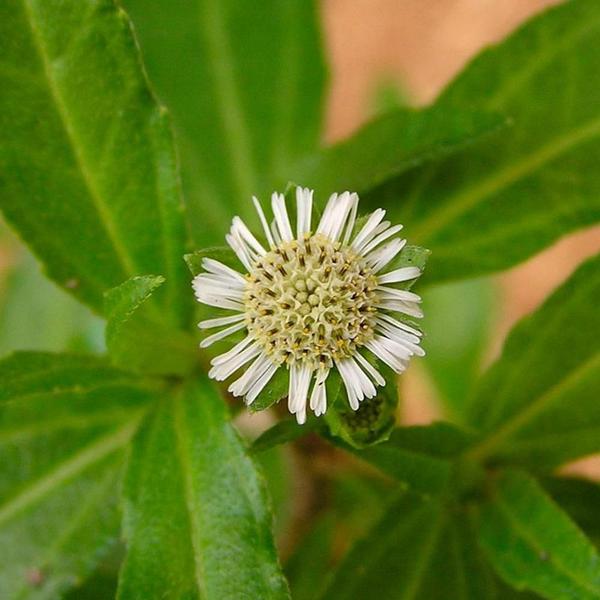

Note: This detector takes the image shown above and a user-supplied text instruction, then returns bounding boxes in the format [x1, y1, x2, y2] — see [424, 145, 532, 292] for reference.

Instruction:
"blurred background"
[0, 0, 598, 565]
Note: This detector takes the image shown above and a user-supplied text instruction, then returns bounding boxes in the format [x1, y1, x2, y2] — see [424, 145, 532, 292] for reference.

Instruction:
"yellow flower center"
[244, 234, 379, 369]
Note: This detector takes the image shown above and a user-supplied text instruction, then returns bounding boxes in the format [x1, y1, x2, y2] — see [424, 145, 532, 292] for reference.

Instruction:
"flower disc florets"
[192, 187, 425, 424]
[244, 234, 379, 370]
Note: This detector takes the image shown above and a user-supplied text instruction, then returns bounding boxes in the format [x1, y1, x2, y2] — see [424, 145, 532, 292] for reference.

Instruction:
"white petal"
[378, 266, 421, 285]
[272, 192, 293, 242]
[341, 193, 359, 245]
[378, 313, 423, 337]
[195, 295, 244, 311]
[315, 193, 338, 236]
[309, 369, 329, 416]
[252, 196, 276, 248]
[376, 323, 425, 356]
[226, 233, 253, 271]
[351, 208, 386, 251]
[198, 313, 245, 330]
[376, 299, 424, 319]
[288, 364, 312, 424]
[202, 258, 246, 283]
[211, 335, 253, 365]
[229, 353, 273, 397]
[296, 187, 313, 238]
[366, 337, 409, 374]
[366, 238, 406, 272]
[376, 286, 422, 303]
[209, 339, 261, 380]
[354, 352, 386, 386]
[361, 224, 403, 256]
[232, 216, 266, 256]
[245, 362, 279, 404]
[199, 321, 246, 348]
[336, 357, 376, 411]
[209, 343, 261, 381]
[375, 318, 421, 345]
[316, 192, 356, 242]
[194, 272, 245, 290]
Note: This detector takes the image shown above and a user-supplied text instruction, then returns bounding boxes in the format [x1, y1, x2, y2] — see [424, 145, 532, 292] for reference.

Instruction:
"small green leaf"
[369, 0, 600, 283]
[466, 254, 600, 469]
[322, 491, 497, 599]
[295, 107, 507, 198]
[0, 0, 189, 324]
[122, 0, 326, 244]
[0, 352, 153, 598]
[478, 470, 600, 600]
[332, 422, 474, 495]
[118, 376, 290, 599]
[105, 275, 196, 376]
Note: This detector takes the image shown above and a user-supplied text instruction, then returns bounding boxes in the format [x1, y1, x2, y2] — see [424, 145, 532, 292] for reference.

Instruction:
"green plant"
[0, 0, 599, 598]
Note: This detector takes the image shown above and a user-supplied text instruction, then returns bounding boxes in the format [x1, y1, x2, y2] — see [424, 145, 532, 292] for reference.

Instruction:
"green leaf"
[332, 422, 474, 495]
[122, 0, 326, 244]
[369, 0, 600, 283]
[322, 491, 497, 600]
[478, 470, 600, 600]
[422, 277, 497, 421]
[297, 107, 507, 198]
[0, 0, 189, 324]
[105, 275, 196, 376]
[118, 376, 290, 599]
[542, 477, 600, 550]
[466, 254, 600, 469]
[0, 352, 153, 598]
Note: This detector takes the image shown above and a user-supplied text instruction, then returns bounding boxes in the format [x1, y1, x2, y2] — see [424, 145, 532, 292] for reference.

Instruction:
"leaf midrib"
[493, 485, 600, 597]
[399, 504, 447, 600]
[412, 114, 600, 243]
[0, 408, 142, 443]
[468, 352, 600, 462]
[12, 463, 120, 600]
[21, 0, 137, 280]
[173, 393, 207, 598]
[0, 415, 141, 526]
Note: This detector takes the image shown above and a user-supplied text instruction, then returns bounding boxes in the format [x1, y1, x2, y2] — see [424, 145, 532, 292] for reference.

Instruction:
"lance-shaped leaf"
[322, 491, 497, 600]
[118, 377, 290, 599]
[0, 352, 153, 598]
[478, 470, 600, 600]
[122, 0, 326, 244]
[296, 107, 507, 198]
[0, 0, 189, 324]
[367, 0, 600, 283]
[105, 275, 196, 376]
[466, 254, 600, 470]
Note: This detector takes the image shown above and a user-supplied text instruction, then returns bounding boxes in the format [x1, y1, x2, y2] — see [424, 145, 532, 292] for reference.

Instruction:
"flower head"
[193, 188, 425, 424]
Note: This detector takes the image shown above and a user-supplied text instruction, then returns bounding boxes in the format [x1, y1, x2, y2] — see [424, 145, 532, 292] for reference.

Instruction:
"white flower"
[193, 187, 425, 424]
